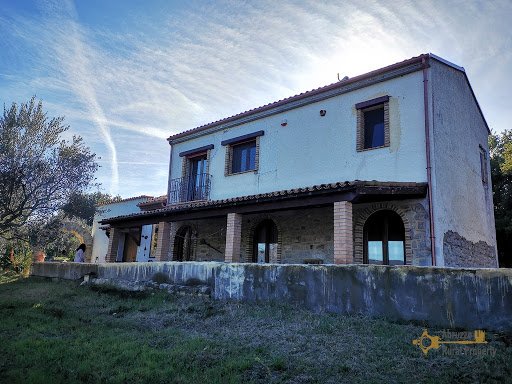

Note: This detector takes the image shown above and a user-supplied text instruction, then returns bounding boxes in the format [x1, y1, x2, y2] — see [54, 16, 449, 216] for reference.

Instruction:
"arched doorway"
[173, 225, 195, 261]
[363, 210, 405, 265]
[252, 219, 278, 263]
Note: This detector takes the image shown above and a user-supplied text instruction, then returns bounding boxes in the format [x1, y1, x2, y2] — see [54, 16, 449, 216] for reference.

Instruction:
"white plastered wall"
[170, 71, 428, 200]
[429, 60, 497, 266]
[90, 197, 152, 263]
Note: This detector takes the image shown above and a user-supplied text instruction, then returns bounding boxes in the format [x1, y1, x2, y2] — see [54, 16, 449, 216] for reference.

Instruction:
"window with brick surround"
[363, 210, 405, 265]
[221, 130, 264, 175]
[356, 96, 390, 151]
[231, 140, 256, 173]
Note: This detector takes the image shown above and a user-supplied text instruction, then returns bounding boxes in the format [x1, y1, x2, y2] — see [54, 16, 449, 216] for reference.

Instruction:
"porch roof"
[101, 181, 427, 227]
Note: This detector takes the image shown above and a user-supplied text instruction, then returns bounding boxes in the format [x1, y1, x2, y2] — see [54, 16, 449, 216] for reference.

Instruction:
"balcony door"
[187, 154, 208, 201]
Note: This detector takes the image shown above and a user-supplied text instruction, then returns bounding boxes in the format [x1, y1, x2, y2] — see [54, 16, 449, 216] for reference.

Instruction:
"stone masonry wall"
[141, 206, 500, 268]
[169, 217, 226, 262]
[443, 230, 498, 268]
[240, 207, 334, 264]
[167, 199, 431, 265]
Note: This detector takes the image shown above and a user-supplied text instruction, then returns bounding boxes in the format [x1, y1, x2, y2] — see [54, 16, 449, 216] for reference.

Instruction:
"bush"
[0, 241, 33, 277]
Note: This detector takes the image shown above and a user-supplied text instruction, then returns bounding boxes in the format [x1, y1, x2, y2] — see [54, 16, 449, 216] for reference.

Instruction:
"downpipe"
[422, 56, 437, 266]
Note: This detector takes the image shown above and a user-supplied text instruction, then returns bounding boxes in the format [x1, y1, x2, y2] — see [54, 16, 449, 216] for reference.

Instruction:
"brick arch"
[353, 203, 413, 265]
[243, 214, 283, 263]
[171, 223, 199, 261]
[62, 220, 93, 262]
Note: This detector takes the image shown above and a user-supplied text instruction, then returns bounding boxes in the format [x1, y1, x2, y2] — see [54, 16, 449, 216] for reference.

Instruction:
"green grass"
[0, 273, 511, 384]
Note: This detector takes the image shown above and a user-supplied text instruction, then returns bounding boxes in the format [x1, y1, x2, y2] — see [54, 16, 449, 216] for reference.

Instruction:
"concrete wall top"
[31, 261, 512, 332]
[31, 262, 98, 280]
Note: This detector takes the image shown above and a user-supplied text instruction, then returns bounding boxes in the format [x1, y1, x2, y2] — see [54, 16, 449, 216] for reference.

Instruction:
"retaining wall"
[30, 262, 512, 332]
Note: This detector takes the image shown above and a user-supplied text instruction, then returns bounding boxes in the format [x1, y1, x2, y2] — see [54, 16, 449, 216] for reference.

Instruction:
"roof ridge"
[167, 53, 431, 142]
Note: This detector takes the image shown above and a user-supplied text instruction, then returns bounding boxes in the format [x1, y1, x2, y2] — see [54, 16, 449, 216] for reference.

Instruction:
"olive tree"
[61, 191, 122, 226]
[0, 97, 98, 240]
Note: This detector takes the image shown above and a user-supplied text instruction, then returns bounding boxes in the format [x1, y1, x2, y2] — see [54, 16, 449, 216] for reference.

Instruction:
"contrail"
[43, 0, 120, 194]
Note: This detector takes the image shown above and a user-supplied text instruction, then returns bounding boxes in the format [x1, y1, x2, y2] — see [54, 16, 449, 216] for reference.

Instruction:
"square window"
[222, 130, 263, 175]
[356, 96, 390, 151]
[231, 140, 256, 173]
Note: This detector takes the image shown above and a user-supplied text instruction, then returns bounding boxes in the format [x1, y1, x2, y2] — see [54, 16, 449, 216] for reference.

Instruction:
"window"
[363, 210, 405, 265]
[221, 130, 264, 175]
[187, 154, 209, 200]
[176, 144, 213, 203]
[363, 106, 385, 148]
[232, 140, 256, 173]
[479, 146, 488, 185]
[356, 96, 390, 151]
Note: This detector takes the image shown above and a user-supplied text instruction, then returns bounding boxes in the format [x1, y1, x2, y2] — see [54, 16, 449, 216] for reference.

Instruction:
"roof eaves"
[137, 195, 167, 207]
[95, 195, 154, 207]
[428, 53, 465, 73]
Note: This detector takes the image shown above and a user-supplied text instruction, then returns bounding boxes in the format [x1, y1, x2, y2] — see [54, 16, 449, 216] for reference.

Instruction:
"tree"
[26, 213, 83, 261]
[0, 97, 98, 240]
[62, 192, 122, 226]
[489, 130, 512, 267]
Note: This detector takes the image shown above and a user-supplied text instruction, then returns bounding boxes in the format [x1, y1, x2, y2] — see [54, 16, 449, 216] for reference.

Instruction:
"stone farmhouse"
[97, 53, 498, 268]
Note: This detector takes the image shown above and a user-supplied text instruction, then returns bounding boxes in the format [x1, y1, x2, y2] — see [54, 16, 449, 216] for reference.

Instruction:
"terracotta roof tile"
[96, 195, 154, 207]
[101, 181, 427, 224]
[137, 195, 167, 206]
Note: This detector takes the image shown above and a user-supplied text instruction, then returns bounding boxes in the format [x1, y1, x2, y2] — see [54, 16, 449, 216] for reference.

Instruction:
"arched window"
[173, 225, 194, 261]
[363, 210, 405, 265]
[252, 219, 278, 263]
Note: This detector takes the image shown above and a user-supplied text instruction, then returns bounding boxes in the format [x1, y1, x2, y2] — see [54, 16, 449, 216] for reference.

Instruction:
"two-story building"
[100, 53, 498, 268]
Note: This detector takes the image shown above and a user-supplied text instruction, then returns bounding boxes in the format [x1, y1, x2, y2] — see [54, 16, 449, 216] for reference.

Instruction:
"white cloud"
[1, 0, 511, 196]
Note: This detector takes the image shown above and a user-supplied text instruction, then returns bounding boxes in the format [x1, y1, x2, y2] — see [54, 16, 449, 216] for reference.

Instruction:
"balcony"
[169, 173, 211, 204]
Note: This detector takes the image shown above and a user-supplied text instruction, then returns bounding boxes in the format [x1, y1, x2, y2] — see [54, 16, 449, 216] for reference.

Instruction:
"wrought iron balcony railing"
[169, 173, 211, 204]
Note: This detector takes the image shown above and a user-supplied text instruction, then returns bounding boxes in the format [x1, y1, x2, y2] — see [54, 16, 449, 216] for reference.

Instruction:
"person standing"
[74, 244, 86, 263]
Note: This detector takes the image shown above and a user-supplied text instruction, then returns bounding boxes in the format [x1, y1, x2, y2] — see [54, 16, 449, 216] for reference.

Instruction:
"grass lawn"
[0, 272, 511, 384]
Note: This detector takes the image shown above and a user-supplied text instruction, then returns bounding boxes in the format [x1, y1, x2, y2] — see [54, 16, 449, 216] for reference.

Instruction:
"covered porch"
[101, 181, 429, 266]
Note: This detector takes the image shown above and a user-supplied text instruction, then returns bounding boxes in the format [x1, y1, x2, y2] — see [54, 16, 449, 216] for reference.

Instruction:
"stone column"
[154, 221, 171, 261]
[105, 227, 120, 263]
[225, 213, 242, 262]
[333, 201, 353, 264]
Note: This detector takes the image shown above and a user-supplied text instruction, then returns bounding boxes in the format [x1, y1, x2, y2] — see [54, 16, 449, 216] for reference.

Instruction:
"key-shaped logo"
[412, 329, 487, 355]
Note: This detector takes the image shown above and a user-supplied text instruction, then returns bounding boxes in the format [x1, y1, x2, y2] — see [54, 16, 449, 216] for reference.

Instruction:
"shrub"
[0, 241, 33, 277]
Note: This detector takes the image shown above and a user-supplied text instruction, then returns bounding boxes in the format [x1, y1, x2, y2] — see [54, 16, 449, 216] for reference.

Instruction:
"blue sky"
[1, 0, 511, 198]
